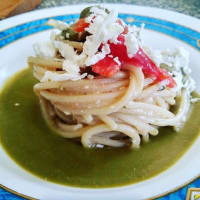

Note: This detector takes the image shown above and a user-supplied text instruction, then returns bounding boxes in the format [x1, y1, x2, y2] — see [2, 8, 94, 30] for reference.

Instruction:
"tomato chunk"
[72, 18, 89, 32]
[125, 48, 176, 88]
[109, 35, 175, 88]
[127, 48, 162, 77]
[92, 56, 121, 77]
[109, 35, 128, 64]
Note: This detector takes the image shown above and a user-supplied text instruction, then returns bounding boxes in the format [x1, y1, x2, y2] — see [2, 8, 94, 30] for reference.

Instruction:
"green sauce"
[0, 68, 199, 188]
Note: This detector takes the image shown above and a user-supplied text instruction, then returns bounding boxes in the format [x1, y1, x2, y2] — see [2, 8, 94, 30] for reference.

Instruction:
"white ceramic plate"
[0, 4, 200, 200]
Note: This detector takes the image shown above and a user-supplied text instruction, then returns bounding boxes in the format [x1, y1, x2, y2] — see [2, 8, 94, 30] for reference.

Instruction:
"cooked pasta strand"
[34, 63, 190, 148]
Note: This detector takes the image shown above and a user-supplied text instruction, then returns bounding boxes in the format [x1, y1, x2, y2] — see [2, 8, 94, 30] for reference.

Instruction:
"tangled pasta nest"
[29, 56, 190, 148]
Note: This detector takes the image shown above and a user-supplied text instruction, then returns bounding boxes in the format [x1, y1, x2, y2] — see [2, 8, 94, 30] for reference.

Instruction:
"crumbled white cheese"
[85, 7, 108, 23]
[54, 41, 77, 60]
[47, 19, 69, 30]
[143, 47, 162, 66]
[128, 23, 144, 44]
[183, 75, 196, 93]
[41, 71, 87, 82]
[50, 31, 57, 41]
[62, 59, 80, 75]
[124, 32, 139, 58]
[113, 57, 121, 65]
[105, 22, 124, 44]
[83, 9, 124, 66]
[163, 47, 189, 70]
[85, 43, 110, 65]
[33, 42, 56, 58]
[171, 71, 183, 92]
[40, 41, 87, 81]
[144, 46, 196, 93]
[85, 53, 105, 66]
[145, 47, 189, 70]
[138, 23, 145, 43]
[54, 41, 86, 66]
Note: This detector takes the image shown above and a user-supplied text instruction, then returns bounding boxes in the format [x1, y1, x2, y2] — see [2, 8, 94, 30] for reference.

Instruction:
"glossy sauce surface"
[0, 68, 199, 188]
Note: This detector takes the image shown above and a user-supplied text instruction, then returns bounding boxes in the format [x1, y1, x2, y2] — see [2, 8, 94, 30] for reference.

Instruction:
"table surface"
[0, 0, 200, 199]
[39, 0, 200, 18]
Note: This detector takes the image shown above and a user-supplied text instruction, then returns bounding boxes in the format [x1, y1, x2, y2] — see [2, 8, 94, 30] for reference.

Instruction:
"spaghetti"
[28, 6, 195, 148]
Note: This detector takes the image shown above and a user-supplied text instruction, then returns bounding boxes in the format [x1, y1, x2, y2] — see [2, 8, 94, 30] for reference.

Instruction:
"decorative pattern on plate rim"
[0, 13, 200, 200]
[186, 187, 200, 200]
[0, 14, 200, 51]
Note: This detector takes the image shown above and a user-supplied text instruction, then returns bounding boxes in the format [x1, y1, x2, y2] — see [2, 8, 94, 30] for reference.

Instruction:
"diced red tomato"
[124, 48, 176, 88]
[108, 35, 176, 88]
[92, 55, 121, 77]
[126, 48, 163, 78]
[108, 35, 128, 63]
[72, 18, 89, 32]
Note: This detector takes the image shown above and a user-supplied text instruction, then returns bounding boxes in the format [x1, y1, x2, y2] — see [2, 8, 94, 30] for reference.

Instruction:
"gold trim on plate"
[1, 12, 200, 49]
[186, 187, 200, 200]
[0, 184, 37, 200]
[151, 174, 200, 200]
[197, 40, 200, 48]
[0, 173, 200, 200]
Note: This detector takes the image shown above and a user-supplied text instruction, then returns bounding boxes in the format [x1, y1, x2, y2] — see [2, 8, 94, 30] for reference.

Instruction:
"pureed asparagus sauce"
[0, 68, 199, 188]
